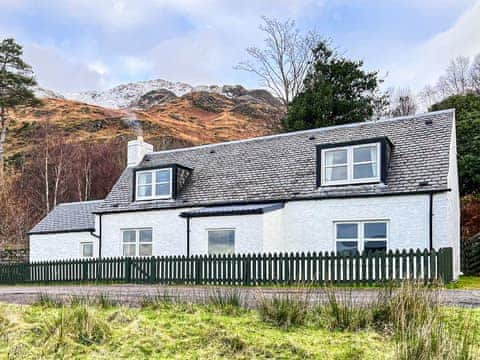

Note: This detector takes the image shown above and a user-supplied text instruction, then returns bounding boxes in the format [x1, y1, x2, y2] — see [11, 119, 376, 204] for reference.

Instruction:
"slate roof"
[180, 203, 284, 218]
[96, 109, 455, 214]
[29, 200, 102, 234]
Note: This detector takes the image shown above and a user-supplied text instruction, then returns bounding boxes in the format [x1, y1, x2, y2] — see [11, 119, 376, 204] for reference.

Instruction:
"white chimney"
[127, 136, 153, 167]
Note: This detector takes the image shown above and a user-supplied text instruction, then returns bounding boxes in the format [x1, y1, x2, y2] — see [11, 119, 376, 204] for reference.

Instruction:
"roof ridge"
[149, 109, 454, 155]
[58, 200, 104, 206]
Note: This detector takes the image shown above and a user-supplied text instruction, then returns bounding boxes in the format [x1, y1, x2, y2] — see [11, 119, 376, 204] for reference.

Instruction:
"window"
[136, 168, 172, 200]
[321, 143, 380, 186]
[81, 242, 94, 258]
[122, 228, 153, 257]
[335, 221, 388, 254]
[208, 229, 235, 255]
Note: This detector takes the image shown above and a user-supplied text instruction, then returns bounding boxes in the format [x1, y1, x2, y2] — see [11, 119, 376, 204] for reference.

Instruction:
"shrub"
[208, 288, 242, 307]
[40, 305, 111, 349]
[258, 294, 310, 330]
[318, 287, 372, 331]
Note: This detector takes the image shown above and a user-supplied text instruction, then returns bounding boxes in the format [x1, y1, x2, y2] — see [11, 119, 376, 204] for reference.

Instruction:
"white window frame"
[207, 228, 236, 255]
[321, 142, 381, 186]
[334, 220, 389, 254]
[121, 228, 153, 257]
[80, 242, 94, 258]
[136, 168, 173, 201]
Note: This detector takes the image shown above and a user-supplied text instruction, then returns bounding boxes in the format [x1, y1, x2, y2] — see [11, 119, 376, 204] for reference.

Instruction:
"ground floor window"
[81, 242, 94, 258]
[335, 221, 388, 254]
[208, 229, 235, 255]
[122, 228, 153, 257]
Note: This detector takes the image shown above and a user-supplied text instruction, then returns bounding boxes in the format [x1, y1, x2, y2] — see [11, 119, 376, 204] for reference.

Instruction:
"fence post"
[125, 257, 131, 283]
[439, 247, 453, 283]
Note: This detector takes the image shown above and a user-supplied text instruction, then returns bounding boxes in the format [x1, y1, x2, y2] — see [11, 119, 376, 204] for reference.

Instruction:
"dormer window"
[136, 168, 172, 200]
[320, 142, 382, 186]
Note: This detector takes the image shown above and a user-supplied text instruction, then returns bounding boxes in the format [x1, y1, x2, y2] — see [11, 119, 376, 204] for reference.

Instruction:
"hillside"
[5, 89, 284, 166]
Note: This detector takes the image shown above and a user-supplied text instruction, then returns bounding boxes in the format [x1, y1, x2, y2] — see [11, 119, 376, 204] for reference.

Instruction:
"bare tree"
[437, 56, 471, 96]
[389, 88, 417, 116]
[418, 85, 442, 110]
[236, 16, 320, 108]
[470, 54, 480, 95]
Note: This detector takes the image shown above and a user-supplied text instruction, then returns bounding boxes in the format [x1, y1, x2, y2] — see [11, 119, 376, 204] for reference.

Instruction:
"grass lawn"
[447, 276, 480, 289]
[0, 303, 389, 359]
[0, 301, 479, 359]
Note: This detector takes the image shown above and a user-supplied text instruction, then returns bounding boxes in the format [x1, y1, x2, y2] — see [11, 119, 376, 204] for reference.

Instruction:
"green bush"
[39, 305, 111, 349]
[207, 288, 243, 315]
[258, 294, 310, 330]
[318, 288, 372, 331]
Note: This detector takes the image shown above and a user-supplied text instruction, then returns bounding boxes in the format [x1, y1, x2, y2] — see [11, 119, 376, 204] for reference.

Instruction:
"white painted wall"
[447, 114, 461, 277]
[101, 208, 194, 257]
[189, 214, 263, 255]
[280, 195, 431, 253]
[32, 192, 459, 279]
[263, 208, 284, 253]
[29, 232, 98, 262]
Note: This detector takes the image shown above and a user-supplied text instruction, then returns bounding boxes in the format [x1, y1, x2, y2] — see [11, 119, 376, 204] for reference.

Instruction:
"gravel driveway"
[0, 285, 479, 308]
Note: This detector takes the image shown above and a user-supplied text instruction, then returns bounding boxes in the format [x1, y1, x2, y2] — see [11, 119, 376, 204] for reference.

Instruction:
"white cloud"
[385, 1, 480, 91]
[23, 44, 108, 93]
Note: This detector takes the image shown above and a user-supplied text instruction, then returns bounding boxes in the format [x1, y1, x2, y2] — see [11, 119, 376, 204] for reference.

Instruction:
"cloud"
[385, 1, 480, 91]
[23, 44, 109, 93]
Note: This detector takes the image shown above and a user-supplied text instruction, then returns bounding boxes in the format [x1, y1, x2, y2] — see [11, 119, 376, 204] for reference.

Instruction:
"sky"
[1, 0, 480, 94]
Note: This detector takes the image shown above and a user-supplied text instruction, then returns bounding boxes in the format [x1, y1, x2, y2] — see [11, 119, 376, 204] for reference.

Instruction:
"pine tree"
[0, 38, 39, 182]
[284, 41, 386, 131]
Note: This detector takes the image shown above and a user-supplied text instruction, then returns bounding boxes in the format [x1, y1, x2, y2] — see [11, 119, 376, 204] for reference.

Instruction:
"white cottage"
[29, 109, 461, 277]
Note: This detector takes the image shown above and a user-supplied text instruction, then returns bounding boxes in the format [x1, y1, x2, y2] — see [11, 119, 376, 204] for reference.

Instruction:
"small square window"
[81, 242, 94, 258]
[208, 230, 235, 255]
[122, 229, 153, 257]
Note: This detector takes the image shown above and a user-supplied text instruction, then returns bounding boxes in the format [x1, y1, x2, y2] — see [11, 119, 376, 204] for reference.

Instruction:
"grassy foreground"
[1, 303, 388, 359]
[0, 285, 479, 359]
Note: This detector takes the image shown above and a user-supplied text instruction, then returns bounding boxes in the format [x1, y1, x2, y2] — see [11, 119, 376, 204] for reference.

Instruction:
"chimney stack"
[127, 136, 153, 167]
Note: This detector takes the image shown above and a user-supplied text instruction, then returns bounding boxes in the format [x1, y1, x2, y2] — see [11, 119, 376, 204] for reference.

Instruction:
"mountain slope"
[61, 79, 283, 110]
[5, 90, 284, 165]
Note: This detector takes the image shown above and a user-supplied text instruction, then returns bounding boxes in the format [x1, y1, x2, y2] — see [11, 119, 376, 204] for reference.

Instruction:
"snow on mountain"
[35, 79, 282, 110]
[64, 79, 197, 109]
[32, 86, 65, 100]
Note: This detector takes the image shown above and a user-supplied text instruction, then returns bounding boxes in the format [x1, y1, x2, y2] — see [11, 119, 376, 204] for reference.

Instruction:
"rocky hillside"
[5, 84, 285, 167]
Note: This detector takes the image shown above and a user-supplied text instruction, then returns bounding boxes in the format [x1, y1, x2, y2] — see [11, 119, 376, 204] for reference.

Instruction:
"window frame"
[334, 220, 389, 254]
[321, 142, 381, 186]
[121, 228, 153, 257]
[135, 168, 173, 201]
[207, 228, 236, 255]
[80, 242, 94, 258]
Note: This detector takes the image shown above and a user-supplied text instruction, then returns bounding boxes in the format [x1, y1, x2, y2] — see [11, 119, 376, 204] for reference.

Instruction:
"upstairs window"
[136, 168, 172, 200]
[321, 143, 380, 186]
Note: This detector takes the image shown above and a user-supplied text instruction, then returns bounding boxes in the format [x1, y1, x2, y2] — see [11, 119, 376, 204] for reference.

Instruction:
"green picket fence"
[0, 248, 454, 285]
